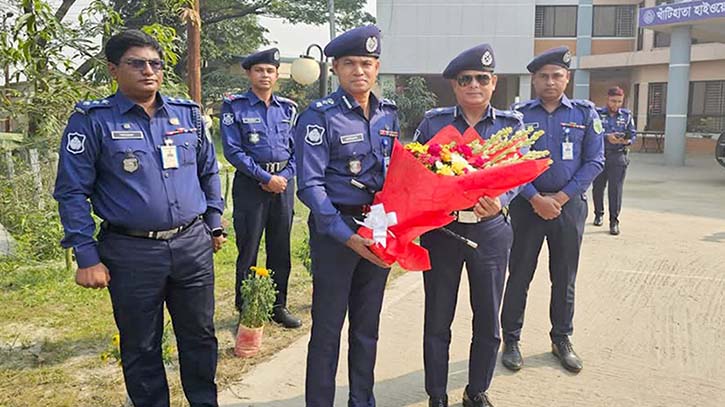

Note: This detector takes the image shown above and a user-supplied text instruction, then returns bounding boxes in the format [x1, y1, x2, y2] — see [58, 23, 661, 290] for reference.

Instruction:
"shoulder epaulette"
[424, 106, 455, 118]
[74, 98, 112, 114]
[494, 108, 523, 121]
[222, 93, 248, 104]
[572, 99, 596, 110]
[620, 108, 632, 114]
[166, 97, 199, 108]
[381, 98, 397, 109]
[309, 96, 337, 112]
[511, 99, 535, 111]
[276, 96, 298, 107]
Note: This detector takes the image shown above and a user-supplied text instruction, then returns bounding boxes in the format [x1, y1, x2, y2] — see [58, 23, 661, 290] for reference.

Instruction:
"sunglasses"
[123, 58, 164, 72]
[456, 74, 492, 87]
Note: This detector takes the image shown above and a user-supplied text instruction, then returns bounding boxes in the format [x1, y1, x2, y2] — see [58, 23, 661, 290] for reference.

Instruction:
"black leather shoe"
[272, 306, 302, 329]
[593, 215, 603, 226]
[552, 338, 583, 373]
[501, 341, 523, 371]
[462, 387, 494, 407]
[429, 395, 448, 407]
[610, 222, 620, 235]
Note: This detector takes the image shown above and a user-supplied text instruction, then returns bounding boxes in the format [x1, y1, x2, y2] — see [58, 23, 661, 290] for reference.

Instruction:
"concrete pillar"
[518, 74, 531, 101]
[574, 0, 593, 100]
[664, 25, 691, 166]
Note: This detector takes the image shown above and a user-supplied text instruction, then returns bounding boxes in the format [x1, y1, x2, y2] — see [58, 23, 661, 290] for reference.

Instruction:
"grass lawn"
[0, 165, 405, 406]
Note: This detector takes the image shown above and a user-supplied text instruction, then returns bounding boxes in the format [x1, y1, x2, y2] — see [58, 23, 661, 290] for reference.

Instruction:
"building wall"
[378, 0, 536, 75]
[591, 39, 636, 54]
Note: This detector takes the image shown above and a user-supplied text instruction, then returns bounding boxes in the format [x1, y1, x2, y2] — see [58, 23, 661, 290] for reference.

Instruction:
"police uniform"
[54, 91, 223, 406]
[414, 44, 520, 407]
[220, 48, 298, 315]
[592, 105, 636, 232]
[294, 25, 399, 407]
[500, 47, 604, 371]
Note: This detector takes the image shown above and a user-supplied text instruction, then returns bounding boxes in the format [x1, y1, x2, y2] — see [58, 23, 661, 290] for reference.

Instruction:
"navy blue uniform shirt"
[295, 87, 399, 244]
[596, 106, 637, 153]
[220, 90, 297, 183]
[413, 105, 525, 207]
[53, 92, 224, 269]
[513, 96, 604, 200]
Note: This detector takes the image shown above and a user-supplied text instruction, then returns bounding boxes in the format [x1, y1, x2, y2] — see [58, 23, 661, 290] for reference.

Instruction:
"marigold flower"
[250, 266, 270, 278]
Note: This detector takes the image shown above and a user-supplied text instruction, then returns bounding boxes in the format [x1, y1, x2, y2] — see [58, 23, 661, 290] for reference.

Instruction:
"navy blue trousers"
[421, 216, 512, 398]
[501, 194, 587, 344]
[305, 214, 390, 407]
[593, 151, 629, 223]
[232, 173, 294, 310]
[99, 219, 218, 407]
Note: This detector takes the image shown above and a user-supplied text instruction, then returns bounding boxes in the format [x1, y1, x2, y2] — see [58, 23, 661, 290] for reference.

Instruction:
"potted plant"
[234, 266, 277, 357]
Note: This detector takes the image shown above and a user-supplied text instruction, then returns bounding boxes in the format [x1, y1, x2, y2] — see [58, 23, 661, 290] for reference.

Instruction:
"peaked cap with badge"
[442, 43, 496, 78]
[323, 24, 381, 58]
[242, 48, 281, 69]
[526, 46, 572, 73]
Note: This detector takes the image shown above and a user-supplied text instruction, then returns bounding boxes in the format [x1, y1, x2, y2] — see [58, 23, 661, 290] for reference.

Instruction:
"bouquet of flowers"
[356, 124, 551, 271]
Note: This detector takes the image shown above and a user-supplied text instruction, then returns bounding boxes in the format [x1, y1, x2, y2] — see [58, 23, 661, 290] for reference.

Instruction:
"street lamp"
[291, 44, 328, 98]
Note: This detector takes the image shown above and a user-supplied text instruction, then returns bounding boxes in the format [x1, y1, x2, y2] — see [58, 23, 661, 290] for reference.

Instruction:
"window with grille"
[647, 83, 667, 131]
[535, 6, 577, 37]
[593, 5, 636, 37]
[688, 81, 725, 132]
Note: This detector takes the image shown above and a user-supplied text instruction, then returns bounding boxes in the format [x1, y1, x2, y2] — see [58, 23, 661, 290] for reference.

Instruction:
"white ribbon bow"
[355, 203, 398, 247]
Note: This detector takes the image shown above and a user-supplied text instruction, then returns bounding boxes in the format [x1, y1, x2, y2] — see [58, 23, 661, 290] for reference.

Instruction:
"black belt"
[102, 216, 201, 240]
[259, 160, 288, 173]
[333, 203, 371, 216]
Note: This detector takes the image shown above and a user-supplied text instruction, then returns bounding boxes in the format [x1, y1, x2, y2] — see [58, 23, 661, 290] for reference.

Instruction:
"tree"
[386, 76, 438, 139]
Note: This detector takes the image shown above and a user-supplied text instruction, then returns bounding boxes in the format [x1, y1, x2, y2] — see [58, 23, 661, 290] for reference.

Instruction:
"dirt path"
[219, 153, 725, 407]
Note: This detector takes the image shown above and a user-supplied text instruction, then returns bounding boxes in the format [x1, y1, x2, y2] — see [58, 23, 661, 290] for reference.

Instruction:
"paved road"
[219, 153, 725, 407]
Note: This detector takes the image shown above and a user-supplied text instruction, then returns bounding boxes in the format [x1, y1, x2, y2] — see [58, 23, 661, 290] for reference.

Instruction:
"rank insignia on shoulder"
[305, 124, 325, 146]
[66, 132, 86, 155]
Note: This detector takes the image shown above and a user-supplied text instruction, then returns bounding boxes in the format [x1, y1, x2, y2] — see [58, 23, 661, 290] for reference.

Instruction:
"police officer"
[294, 25, 399, 407]
[53, 30, 225, 407]
[413, 44, 520, 407]
[593, 86, 636, 236]
[500, 47, 604, 374]
[220, 48, 301, 328]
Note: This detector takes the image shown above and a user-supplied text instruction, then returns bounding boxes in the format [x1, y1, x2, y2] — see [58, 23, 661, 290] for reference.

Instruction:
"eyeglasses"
[123, 58, 164, 72]
[456, 74, 492, 87]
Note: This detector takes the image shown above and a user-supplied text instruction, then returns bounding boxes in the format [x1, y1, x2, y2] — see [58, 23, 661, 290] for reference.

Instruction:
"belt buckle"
[456, 211, 479, 224]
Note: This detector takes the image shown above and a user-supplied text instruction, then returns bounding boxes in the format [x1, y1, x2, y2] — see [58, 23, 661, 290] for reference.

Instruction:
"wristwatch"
[211, 227, 225, 238]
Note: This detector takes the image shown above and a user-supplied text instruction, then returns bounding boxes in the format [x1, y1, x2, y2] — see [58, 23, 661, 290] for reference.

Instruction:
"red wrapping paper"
[357, 125, 550, 271]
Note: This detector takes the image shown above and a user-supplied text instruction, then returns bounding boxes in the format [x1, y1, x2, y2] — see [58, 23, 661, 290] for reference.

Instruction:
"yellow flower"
[250, 266, 270, 278]
[100, 352, 109, 362]
[112, 334, 120, 348]
[440, 150, 452, 162]
[436, 165, 455, 176]
[404, 142, 428, 155]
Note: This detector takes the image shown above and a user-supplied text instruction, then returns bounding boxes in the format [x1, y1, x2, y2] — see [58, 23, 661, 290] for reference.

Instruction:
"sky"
[260, 1, 377, 59]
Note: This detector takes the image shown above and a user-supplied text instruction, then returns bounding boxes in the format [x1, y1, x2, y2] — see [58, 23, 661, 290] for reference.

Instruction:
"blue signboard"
[640, 0, 725, 26]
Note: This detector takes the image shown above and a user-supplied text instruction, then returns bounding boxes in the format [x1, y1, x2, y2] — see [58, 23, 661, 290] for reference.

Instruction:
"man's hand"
[473, 196, 502, 219]
[263, 175, 287, 194]
[345, 234, 391, 269]
[606, 133, 621, 144]
[529, 194, 562, 220]
[552, 191, 570, 207]
[76, 263, 111, 289]
[212, 235, 226, 253]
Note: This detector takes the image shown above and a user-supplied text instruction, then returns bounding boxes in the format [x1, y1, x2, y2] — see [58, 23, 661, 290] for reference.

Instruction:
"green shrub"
[239, 267, 277, 328]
